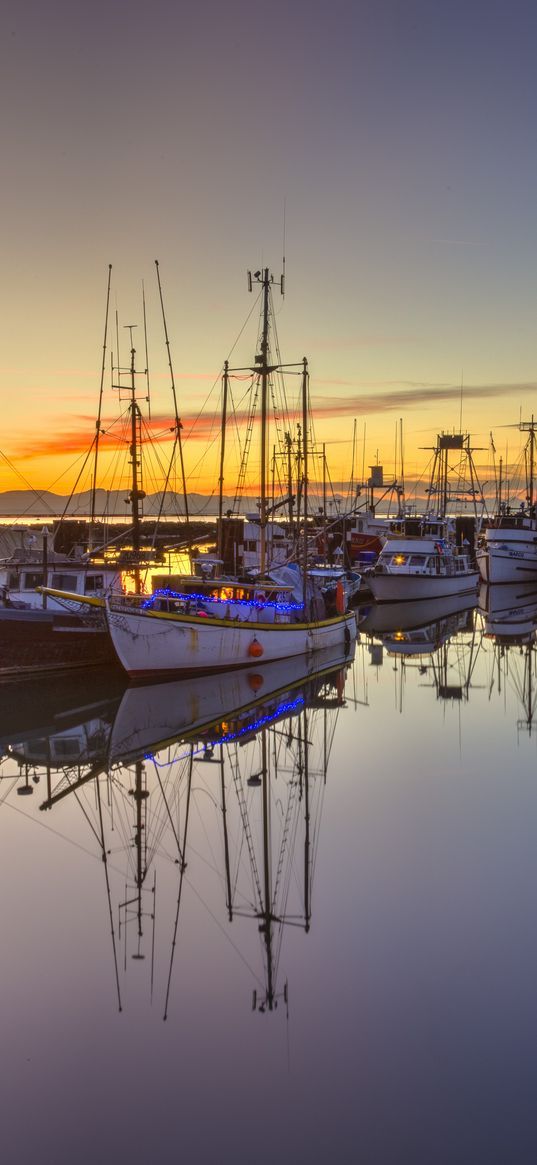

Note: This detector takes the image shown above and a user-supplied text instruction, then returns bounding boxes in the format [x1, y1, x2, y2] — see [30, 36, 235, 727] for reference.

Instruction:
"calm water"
[1, 586, 536, 1164]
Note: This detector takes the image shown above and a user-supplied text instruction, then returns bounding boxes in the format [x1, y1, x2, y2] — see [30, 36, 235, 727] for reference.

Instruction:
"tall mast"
[155, 261, 190, 535]
[301, 358, 309, 612]
[217, 361, 229, 561]
[90, 263, 112, 527]
[259, 268, 270, 577]
[112, 324, 145, 591]
[128, 335, 143, 592]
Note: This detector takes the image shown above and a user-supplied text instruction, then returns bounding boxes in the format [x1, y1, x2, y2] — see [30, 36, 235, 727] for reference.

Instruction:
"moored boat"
[367, 527, 479, 602]
[104, 267, 357, 678]
[366, 432, 482, 603]
[477, 419, 537, 584]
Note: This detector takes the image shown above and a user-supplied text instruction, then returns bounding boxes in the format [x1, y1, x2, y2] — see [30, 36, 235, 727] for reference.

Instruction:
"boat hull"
[0, 606, 117, 679]
[367, 570, 479, 603]
[477, 543, 537, 584]
[105, 604, 357, 679]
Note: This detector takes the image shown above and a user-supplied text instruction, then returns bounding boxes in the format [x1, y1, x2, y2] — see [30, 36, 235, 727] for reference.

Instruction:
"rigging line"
[57, 434, 100, 526]
[3, 797, 110, 864]
[0, 776, 20, 804]
[163, 746, 194, 1021]
[149, 757, 184, 862]
[96, 772, 123, 1012]
[184, 865, 265, 989]
[91, 263, 112, 523]
[155, 261, 190, 533]
[0, 449, 58, 515]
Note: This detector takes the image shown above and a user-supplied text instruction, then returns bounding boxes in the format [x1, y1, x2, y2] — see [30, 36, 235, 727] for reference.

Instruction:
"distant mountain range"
[0, 488, 348, 519]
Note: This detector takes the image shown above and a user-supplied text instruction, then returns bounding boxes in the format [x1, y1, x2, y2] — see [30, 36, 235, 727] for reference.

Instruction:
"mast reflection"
[0, 646, 354, 1018]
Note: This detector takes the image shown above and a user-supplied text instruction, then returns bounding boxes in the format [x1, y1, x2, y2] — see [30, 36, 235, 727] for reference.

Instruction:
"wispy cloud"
[311, 381, 537, 417]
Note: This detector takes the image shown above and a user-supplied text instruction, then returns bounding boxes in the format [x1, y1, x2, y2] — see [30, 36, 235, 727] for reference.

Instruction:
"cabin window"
[391, 554, 408, 566]
[245, 540, 257, 552]
[54, 738, 82, 758]
[85, 574, 104, 592]
[23, 572, 44, 589]
[8, 572, 20, 590]
[409, 554, 427, 566]
[51, 573, 78, 591]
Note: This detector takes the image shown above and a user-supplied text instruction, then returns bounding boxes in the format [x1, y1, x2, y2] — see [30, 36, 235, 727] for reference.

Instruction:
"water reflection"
[357, 594, 480, 710]
[0, 646, 353, 1018]
[479, 582, 537, 738]
[1, 606, 537, 1161]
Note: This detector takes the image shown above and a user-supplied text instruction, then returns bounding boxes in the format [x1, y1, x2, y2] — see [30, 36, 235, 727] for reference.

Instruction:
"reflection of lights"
[394, 555, 406, 566]
[145, 696, 306, 768]
[393, 631, 406, 641]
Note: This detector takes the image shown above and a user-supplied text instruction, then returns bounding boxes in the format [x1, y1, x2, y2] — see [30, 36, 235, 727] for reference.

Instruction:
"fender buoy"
[248, 637, 264, 658]
[248, 673, 264, 692]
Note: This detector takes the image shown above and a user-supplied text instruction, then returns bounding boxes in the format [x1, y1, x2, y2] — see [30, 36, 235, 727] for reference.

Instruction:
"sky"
[2, 0, 537, 506]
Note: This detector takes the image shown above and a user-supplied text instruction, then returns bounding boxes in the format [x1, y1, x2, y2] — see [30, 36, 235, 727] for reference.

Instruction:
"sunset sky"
[2, 0, 537, 508]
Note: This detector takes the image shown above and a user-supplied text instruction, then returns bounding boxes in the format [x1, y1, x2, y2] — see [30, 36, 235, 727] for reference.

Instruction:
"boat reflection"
[0, 644, 354, 1017]
[358, 593, 480, 706]
[478, 581, 537, 643]
[357, 591, 477, 638]
[479, 582, 537, 737]
[0, 667, 125, 775]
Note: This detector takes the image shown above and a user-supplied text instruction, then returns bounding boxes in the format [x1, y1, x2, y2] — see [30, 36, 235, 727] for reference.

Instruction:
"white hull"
[109, 644, 354, 763]
[106, 603, 357, 679]
[477, 542, 537, 584]
[368, 570, 479, 603]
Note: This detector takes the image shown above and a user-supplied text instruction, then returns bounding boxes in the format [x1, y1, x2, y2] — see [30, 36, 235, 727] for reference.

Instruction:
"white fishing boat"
[104, 267, 357, 679]
[477, 518, 537, 584]
[366, 432, 482, 603]
[367, 524, 479, 603]
[476, 419, 537, 584]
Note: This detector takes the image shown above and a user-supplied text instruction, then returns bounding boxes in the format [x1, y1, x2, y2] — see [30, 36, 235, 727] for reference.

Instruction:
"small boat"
[0, 527, 120, 613]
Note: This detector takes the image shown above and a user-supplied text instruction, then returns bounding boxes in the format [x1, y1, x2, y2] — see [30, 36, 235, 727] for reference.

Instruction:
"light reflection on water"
[0, 596, 536, 1163]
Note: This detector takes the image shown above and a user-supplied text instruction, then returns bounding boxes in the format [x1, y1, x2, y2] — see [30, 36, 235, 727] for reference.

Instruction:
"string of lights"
[141, 587, 305, 614]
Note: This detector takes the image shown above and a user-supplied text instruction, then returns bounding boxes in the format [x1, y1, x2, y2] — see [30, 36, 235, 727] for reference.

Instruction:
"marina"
[0, 596, 536, 1161]
[4, 4, 537, 1159]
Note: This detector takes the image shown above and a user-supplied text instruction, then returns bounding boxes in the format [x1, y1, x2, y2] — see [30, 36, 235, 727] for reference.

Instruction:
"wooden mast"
[259, 268, 270, 577]
[127, 335, 143, 593]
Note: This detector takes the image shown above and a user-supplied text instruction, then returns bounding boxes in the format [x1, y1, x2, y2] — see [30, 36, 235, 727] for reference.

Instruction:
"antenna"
[142, 279, 151, 419]
[281, 197, 286, 297]
[459, 369, 464, 432]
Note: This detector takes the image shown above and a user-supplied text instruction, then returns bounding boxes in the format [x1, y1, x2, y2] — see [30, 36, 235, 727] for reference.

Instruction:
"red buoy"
[248, 638, 264, 658]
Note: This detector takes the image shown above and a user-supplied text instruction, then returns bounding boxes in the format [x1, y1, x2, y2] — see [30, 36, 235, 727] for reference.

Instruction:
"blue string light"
[140, 587, 304, 614]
